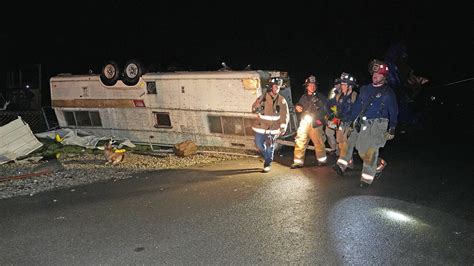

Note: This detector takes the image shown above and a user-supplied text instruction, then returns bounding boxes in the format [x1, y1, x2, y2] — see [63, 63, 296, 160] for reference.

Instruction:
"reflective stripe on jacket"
[251, 92, 289, 134]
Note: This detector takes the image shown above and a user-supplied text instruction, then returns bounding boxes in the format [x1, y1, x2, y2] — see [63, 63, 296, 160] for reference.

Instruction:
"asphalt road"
[0, 128, 473, 265]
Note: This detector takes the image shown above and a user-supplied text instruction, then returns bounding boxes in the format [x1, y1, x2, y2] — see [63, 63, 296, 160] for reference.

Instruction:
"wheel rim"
[104, 64, 116, 79]
[125, 63, 139, 79]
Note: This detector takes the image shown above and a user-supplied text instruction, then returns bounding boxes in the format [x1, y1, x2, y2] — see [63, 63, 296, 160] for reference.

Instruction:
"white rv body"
[50, 70, 297, 150]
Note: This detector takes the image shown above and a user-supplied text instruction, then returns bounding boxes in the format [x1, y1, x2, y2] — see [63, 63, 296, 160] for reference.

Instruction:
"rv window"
[208, 116, 253, 136]
[222, 116, 244, 136]
[154, 112, 172, 128]
[75, 111, 92, 126]
[242, 79, 259, 90]
[90, 112, 102, 127]
[244, 118, 256, 136]
[64, 111, 76, 126]
[208, 116, 222, 134]
[147, 81, 157, 94]
[63, 111, 102, 127]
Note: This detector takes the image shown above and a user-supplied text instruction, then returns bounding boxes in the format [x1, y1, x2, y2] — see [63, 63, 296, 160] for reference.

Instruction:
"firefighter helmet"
[303, 75, 318, 86]
[338, 72, 358, 87]
[269, 77, 282, 86]
[266, 77, 282, 92]
[368, 59, 389, 76]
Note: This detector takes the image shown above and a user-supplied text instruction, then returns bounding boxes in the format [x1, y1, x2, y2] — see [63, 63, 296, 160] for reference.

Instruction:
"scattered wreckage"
[0, 117, 43, 165]
[1, 61, 303, 177]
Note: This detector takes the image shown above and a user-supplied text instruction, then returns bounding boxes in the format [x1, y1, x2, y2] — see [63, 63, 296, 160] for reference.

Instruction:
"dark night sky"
[1, 1, 472, 95]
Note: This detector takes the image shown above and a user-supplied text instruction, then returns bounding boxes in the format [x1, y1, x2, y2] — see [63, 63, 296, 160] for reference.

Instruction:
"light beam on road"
[382, 209, 413, 223]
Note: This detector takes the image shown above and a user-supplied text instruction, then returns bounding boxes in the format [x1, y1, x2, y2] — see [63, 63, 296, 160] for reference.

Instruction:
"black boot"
[333, 164, 344, 176]
[374, 171, 383, 179]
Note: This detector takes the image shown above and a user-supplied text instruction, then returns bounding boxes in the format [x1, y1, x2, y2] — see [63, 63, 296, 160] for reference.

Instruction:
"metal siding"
[51, 78, 146, 100]
[0, 117, 43, 164]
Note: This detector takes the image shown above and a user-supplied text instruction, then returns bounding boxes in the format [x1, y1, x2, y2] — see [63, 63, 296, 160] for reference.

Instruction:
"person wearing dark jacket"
[291, 75, 329, 168]
[336, 60, 398, 187]
[330, 72, 358, 173]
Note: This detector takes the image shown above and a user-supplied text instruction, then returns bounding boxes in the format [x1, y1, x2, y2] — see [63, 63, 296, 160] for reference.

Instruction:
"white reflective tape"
[252, 127, 265, 134]
[362, 126, 367, 131]
[258, 113, 280, 121]
[294, 159, 304, 164]
[337, 159, 348, 165]
[318, 156, 327, 163]
[303, 114, 312, 122]
[280, 124, 286, 128]
[361, 173, 374, 181]
[252, 127, 280, 134]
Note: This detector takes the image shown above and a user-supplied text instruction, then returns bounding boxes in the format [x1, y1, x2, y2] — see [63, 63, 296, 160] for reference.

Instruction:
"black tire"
[274, 142, 283, 155]
[122, 59, 144, 86]
[100, 61, 120, 86]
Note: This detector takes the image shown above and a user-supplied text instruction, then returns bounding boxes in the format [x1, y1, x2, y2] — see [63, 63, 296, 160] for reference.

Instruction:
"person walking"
[339, 60, 398, 187]
[251, 79, 290, 172]
[291, 75, 329, 168]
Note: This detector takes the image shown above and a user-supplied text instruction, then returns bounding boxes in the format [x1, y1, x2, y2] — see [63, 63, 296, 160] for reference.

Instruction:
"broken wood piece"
[174, 140, 197, 157]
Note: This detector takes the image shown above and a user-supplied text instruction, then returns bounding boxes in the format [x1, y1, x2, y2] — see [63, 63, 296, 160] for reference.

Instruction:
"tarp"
[0, 116, 43, 164]
[35, 128, 136, 149]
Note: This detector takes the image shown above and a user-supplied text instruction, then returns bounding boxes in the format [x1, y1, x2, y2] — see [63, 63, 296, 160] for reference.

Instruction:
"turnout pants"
[293, 119, 327, 165]
[325, 126, 337, 152]
[353, 118, 389, 184]
[336, 122, 356, 171]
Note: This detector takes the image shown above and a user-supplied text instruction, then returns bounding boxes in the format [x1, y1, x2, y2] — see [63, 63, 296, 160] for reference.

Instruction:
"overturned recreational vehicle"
[50, 69, 298, 150]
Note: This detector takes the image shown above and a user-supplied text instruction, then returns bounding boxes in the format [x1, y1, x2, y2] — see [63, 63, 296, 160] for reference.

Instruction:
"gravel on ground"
[0, 150, 255, 199]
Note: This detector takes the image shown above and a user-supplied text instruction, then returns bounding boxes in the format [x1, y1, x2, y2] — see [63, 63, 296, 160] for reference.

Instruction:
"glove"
[384, 128, 395, 140]
[295, 104, 303, 113]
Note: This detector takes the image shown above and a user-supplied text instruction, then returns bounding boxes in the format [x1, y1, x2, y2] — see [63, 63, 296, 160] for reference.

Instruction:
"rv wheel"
[122, 59, 144, 86]
[100, 61, 120, 86]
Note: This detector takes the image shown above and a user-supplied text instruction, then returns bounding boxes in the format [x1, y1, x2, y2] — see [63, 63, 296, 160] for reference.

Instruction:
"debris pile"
[0, 150, 250, 199]
[0, 120, 259, 199]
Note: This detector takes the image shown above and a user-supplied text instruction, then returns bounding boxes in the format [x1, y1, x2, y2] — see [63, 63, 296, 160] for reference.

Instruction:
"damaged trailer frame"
[50, 70, 298, 151]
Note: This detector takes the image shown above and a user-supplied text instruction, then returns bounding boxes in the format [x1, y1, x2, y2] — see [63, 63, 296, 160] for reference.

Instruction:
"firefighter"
[342, 60, 398, 187]
[331, 72, 359, 175]
[291, 75, 329, 168]
[325, 80, 340, 155]
[251, 78, 289, 173]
